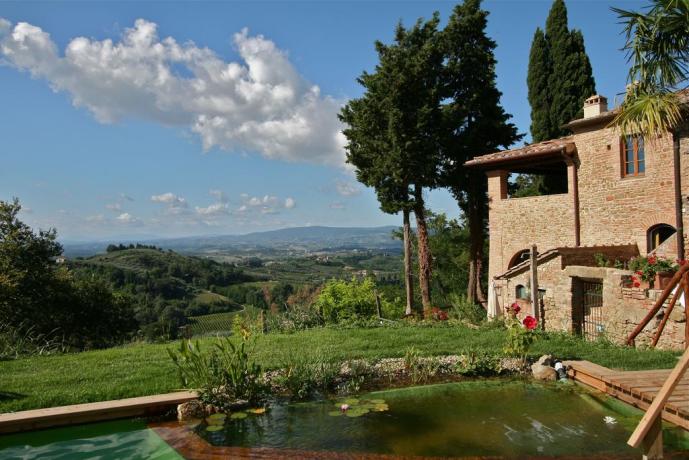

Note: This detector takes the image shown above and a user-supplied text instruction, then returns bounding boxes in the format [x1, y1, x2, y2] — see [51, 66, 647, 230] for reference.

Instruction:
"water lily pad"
[373, 403, 389, 412]
[328, 410, 344, 417]
[205, 417, 225, 426]
[205, 425, 224, 432]
[207, 413, 227, 421]
[344, 398, 360, 405]
[368, 399, 385, 405]
[230, 412, 248, 420]
[345, 407, 369, 418]
[247, 407, 266, 414]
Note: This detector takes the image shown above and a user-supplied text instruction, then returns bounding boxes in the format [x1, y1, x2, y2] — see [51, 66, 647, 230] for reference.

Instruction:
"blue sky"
[0, 0, 643, 241]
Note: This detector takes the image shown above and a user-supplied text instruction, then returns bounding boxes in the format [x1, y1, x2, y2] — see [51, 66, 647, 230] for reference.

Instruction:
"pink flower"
[522, 316, 537, 330]
[340, 404, 350, 412]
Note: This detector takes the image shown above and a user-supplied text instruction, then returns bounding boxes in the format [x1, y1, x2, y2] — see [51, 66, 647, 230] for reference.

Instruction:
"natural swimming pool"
[2, 380, 689, 459]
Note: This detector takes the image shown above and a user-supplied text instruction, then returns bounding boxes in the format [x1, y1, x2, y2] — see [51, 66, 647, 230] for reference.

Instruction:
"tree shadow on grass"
[0, 391, 26, 402]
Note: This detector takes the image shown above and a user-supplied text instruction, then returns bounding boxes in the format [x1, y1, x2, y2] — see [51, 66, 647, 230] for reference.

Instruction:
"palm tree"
[611, 0, 688, 136]
[611, 1, 689, 260]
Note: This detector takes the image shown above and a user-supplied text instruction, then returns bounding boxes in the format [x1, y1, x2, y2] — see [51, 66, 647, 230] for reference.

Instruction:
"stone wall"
[498, 262, 686, 350]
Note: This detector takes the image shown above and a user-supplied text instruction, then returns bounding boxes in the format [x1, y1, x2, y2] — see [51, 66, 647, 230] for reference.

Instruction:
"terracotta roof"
[464, 138, 576, 168]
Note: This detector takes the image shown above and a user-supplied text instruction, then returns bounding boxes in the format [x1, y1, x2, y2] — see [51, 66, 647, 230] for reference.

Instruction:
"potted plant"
[628, 255, 680, 290]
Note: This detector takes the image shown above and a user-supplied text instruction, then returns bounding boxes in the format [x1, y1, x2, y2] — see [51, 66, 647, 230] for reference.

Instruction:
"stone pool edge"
[0, 391, 197, 434]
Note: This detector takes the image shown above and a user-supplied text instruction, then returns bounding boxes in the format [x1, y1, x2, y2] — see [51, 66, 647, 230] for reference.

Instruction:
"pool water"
[197, 380, 689, 458]
[0, 419, 182, 460]
[1, 380, 689, 458]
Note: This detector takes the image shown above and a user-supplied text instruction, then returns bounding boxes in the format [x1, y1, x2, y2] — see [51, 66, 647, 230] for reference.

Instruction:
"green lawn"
[0, 325, 680, 413]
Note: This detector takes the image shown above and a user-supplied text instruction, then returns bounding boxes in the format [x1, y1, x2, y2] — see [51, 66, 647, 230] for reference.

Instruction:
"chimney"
[583, 94, 608, 119]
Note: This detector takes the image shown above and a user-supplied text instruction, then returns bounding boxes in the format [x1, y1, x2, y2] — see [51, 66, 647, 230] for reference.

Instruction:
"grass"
[0, 325, 680, 413]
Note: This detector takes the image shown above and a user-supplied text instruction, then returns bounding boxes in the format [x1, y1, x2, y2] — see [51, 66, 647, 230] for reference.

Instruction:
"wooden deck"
[565, 360, 689, 430]
[0, 391, 197, 434]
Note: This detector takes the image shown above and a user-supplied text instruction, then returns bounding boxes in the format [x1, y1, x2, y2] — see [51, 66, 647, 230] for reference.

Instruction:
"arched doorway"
[647, 224, 676, 252]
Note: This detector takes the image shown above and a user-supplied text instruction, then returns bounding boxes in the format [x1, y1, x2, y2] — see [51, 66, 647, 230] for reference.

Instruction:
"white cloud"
[116, 212, 142, 225]
[335, 180, 361, 197]
[120, 193, 134, 201]
[195, 202, 228, 216]
[105, 202, 122, 211]
[284, 197, 296, 209]
[329, 201, 345, 209]
[86, 214, 106, 223]
[0, 19, 346, 167]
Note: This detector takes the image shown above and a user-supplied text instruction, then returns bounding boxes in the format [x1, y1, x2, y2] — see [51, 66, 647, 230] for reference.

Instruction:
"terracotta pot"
[655, 271, 675, 291]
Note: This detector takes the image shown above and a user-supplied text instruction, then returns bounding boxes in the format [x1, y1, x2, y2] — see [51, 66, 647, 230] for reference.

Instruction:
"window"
[648, 224, 676, 252]
[516, 284, 528, 300]
[621, 135, 645, 177]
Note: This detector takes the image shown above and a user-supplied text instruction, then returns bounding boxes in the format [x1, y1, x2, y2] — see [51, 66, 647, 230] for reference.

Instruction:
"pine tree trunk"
[403, 208, 414, 316]
[413, 186, 432, 314]
[466, 184, 487, 307]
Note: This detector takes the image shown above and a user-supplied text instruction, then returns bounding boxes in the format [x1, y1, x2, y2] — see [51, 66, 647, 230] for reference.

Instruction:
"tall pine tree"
[528, 0, 596, 141]
[440, 0, 521, 305]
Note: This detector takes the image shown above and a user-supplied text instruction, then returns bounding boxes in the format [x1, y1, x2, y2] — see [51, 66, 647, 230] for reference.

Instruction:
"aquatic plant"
[167, 335, 267, 409]
[329, 398, 389, 418]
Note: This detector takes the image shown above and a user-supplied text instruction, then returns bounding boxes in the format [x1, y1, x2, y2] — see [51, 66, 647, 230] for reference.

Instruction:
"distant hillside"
[62, 225, 401, 257]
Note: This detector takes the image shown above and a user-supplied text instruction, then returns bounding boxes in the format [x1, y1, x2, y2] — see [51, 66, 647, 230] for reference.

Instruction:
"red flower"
[633, 281, 641, 288]
[510, 302, 521, 314]
[522, 316, 537, 330]
[648, 256, 657, 265]
[635, 271, 643, 276]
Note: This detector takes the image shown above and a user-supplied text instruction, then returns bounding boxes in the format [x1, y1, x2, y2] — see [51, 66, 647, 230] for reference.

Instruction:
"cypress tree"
[545, 0, 596, 136]
[527, 28, 552, 143]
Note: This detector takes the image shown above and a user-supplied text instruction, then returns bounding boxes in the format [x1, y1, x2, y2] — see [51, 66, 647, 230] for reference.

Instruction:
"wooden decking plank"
[566, 360, 689, 432]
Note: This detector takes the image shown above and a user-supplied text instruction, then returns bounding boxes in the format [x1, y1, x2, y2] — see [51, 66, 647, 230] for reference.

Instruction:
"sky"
[0, 0, 645, 241]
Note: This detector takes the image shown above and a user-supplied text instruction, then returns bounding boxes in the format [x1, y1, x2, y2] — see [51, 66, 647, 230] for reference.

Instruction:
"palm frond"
[612, 89, 682, 136]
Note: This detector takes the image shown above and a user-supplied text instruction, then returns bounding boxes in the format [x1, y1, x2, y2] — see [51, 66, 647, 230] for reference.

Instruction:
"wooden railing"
[626, 263, 689, 348]
[625, 264, 689, 458]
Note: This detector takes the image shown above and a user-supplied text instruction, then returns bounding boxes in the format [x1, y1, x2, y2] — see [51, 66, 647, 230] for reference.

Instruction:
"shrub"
[265, 308, 324, 333]
[503, 314, 539, 361]
[0, 321, 66, 360]
[629, 255, 678, 284]
[314, 277, 398, 323]
[447, 294, 486, 324]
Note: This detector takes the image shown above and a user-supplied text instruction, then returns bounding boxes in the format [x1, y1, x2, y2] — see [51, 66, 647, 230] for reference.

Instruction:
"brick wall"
[486, 121, 689, 283]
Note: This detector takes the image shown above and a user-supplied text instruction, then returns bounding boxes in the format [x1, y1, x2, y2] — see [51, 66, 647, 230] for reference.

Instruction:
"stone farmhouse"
[466, 92, 689, 348]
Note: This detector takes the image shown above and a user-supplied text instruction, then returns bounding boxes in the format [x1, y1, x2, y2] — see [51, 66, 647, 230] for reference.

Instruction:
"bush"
[0, 321, 66, 360]
[314, 277, 399, 323]
[447, 294, 486, 324]
[265, 308, 324, 333]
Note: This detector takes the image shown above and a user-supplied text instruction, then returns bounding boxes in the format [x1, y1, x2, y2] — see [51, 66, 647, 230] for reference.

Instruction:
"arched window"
[648, 224, 676, 252]
[508, 249, 531, 268]
[516, 284, 528, 300]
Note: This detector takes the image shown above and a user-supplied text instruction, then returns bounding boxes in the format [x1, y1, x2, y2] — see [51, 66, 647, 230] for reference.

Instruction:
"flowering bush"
[431, 307, 449, 321]
[506, 302, 521, 316]
[503, 306, 538, 361]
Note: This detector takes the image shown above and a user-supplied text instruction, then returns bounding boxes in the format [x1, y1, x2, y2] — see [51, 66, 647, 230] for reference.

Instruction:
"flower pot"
[655, 271, 675, 291]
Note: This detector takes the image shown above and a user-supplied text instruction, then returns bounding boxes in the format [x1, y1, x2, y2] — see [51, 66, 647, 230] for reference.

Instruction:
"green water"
[0, 419, 182, 460]
[198, 380, 689, 458]
[2, 381, 689, 458]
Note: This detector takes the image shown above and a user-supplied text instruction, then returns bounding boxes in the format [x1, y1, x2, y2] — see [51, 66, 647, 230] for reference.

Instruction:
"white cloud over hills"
[0, 18, 347, 166]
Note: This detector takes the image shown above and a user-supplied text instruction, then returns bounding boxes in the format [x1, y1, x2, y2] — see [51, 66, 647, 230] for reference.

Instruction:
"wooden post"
[683, 272, 689, 349]
[641, 416, 663, 460]
[530, 245, 539, 322]
[651, 281, 683, 348]
[375, 293, 383, 319]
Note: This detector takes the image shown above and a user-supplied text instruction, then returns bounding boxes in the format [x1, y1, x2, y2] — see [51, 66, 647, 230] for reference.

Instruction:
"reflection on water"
[196, 380, 689, 458]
